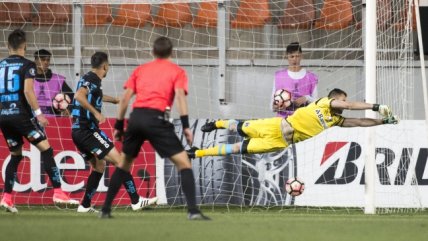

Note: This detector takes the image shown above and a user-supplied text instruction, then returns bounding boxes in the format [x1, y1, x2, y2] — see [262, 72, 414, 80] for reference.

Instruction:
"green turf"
[1, 207, 428, 241]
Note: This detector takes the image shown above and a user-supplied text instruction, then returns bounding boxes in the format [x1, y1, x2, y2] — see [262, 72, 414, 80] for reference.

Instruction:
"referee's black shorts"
[123, 108, 184, 158]
[0, 115, 46, 151]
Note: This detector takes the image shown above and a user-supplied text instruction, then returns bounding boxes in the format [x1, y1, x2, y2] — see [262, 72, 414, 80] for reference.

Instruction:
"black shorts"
[0, 116, 46, 151]
[71, 128, 114, 161]
[123, 108, 184, 158]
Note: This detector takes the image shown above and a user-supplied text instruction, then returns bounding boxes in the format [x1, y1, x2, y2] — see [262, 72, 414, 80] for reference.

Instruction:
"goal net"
[0, 0, 425, 213]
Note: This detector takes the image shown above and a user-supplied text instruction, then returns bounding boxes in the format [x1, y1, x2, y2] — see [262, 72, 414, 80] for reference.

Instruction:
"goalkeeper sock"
[102, 167, 127, 213]
[41, 148, 61, 188]
[122, 172, 139, 204]
[4, 154, 22, 193]
[215, 119, 238, 130]
[180, 168, 198, 214]
[195, 144, 234, 157]
[81, 171, 103, 208]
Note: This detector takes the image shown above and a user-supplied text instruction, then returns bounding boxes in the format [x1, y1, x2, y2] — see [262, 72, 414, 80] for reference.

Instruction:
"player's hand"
[382, 115, 399, 124]
[183, 128, 193, 146]
[61, 109, 71, 117]
[114, 119, 125, 141]
[293, 96, 307, 107]
[37, 114, 49, 127]
[273, 100, 286, 111]
[114, 129, 124, 141]
[95, 112, 106, 124]
[378, 105, 392, 117]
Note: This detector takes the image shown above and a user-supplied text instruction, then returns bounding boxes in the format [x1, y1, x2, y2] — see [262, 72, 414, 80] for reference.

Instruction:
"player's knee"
[93, 160, 105, 172]
[231, 143, 239, 153]
[10, 148, 23, 156]
[36, 140, 51, 152]
[170, 151, 191, 170]
[228, 119, 239, 131]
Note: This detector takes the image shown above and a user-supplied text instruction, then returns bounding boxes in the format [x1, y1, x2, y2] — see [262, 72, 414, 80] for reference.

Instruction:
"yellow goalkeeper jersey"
[286, 97, 345, 143]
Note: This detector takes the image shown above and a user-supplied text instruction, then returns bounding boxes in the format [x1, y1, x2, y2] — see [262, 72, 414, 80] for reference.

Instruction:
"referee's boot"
[201, 121, 217, 132]
[188, 211, 211, 221]
[186, 146, 200, 159]
[99, 210, 113, 219]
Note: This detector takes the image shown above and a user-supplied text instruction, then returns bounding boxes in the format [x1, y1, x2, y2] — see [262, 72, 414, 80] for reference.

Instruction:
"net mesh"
[0, 0, 424, 212]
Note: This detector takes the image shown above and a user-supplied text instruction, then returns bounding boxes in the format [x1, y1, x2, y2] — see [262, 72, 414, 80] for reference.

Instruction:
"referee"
[100, 36, 210, 220]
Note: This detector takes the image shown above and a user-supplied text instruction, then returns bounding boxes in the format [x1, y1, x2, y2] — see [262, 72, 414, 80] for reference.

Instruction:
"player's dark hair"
[91, 52, 109, 69]
[286, 42, 302, 54]
[328, 88, 348, 98]
[34, 49, 52, 59]
[153, 36, 173, 59]
[8, 29, 26, 50]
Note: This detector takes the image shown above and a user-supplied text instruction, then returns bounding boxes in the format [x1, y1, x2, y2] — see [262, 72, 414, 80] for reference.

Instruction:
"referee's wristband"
[180, 115, 190, 129]
[34, 108, 42, 116]
[114, 119, 124, 131]
[372, 104, 380, 111]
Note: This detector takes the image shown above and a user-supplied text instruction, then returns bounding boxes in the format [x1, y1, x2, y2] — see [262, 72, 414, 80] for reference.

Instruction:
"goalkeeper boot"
[131, 196, 158, 211]
[188, 211, 211, 221]
[0, 194, 18, 213]
[201, 121, 217, 132]
[53, 189, 79, 206]
[77, 205, 99, 213]
[186, 147, 200, 159]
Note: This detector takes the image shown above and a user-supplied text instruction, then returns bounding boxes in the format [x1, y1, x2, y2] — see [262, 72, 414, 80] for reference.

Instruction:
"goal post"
[363, 0, 377, 215]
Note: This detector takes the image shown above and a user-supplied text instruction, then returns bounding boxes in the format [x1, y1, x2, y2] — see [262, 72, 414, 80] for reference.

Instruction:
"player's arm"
[342, 115, 399, 127]
[342, 118, 383, 127]
[331, 99, 392, 117]
[102, 94, 119, 104]
[24, 77, 48, 126]
[175, 88, 193, 146]
[113, 88, 134, 141]
[74, 87, 105, 124]
[331, 99, 373, 110]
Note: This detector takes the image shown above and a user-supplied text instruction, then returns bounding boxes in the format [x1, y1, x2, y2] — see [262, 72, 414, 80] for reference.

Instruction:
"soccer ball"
[273, 89, 292, 108]
[285, 177, 305, 197]
[52, 93, 71, 111]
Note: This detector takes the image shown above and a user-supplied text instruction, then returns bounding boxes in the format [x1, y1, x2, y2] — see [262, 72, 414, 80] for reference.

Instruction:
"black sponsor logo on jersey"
[93, 132, 110, 149]
[315, 109, 328, 129]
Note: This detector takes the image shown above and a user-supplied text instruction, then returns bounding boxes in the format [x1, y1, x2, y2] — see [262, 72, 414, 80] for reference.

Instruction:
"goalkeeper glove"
[372, 104, 392, 117]
[382, 115, 399, 124]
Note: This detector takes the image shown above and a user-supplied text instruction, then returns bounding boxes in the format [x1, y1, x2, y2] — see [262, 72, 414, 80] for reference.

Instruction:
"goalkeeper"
[187, 88, 399, 158]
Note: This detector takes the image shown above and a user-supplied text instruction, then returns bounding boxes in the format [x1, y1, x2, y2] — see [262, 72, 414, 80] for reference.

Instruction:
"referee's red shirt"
[124, 59, 188, 111]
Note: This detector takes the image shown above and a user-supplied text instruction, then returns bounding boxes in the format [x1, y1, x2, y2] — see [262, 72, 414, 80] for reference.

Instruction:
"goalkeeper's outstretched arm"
[342, 115, 399, 127]
[331, 99, 392, 117]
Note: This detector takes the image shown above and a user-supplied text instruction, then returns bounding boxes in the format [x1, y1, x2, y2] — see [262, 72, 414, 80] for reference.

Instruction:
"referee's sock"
[122, 172, 139, 204]
[102, 167, 127, 213]
[195, 144, 234, 157]
[4, 154, 22, 193]
[81, 171, 103, 208]
[180, 168, 199, 214]
[41, 148, 61, 188]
